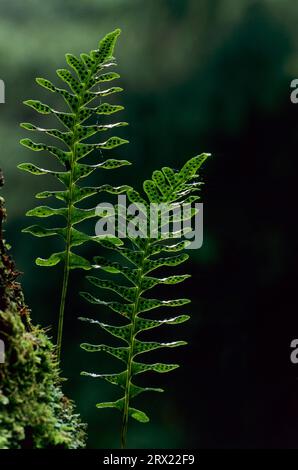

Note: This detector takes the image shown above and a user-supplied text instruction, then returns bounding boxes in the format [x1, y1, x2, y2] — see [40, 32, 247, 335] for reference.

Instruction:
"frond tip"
[19, 27, 128, 269]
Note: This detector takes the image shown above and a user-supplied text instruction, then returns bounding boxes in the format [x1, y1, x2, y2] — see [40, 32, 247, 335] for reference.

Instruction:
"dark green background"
[1, 0, 298, 448]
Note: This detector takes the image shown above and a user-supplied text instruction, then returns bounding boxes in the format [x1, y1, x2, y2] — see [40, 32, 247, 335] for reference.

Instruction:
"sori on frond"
[79, 153, 210, 448]
[18, 28, 131, 362]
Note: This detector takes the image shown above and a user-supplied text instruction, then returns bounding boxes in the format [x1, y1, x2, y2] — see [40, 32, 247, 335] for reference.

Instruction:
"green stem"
[56, 159, 74, 365]
[56, 253, 70, 364]
[55, 63, 96, 365]
[56, 121, 80, 365]
[120, 240, 150, 449]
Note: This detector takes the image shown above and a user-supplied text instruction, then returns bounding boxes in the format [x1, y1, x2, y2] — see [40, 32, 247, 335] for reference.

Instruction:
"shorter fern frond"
[80, 154, 210, 447]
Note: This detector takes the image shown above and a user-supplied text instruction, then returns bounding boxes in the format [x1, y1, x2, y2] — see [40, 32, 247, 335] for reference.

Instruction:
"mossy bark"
[0, 169, 86, 448]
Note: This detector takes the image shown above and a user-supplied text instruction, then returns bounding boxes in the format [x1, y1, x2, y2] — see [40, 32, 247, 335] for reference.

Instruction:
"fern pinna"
[18, 29, 130, 362]
[79, 153, 209, 448]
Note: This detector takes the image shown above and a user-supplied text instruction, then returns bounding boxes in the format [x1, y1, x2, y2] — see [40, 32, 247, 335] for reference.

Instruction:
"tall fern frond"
[18, 29, 131, 362]
[79, 153, 210, 447]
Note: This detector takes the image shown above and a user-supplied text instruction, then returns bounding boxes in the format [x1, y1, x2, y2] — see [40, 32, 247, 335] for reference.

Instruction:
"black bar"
[0, 449, 297, 468]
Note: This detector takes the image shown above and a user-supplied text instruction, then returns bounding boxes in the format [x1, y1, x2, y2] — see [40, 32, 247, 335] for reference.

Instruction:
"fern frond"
[80, 153, 210, 447]
[18, 29, 131, 362]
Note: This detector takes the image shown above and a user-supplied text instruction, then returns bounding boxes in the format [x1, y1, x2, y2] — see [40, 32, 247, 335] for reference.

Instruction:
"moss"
[0, 312, 87, 449]
[0, 169, 87, 449]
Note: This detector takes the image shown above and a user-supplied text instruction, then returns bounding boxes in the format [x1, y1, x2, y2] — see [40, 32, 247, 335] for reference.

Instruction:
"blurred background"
[1, 0, 298, 448]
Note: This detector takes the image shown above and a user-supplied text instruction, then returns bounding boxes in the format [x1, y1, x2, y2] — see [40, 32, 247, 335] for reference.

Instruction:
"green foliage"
[0, 311, 86, 449]
[18, 29, 131, 360]
[80, 154, 209, 447]
[0, 176, 86, 449]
